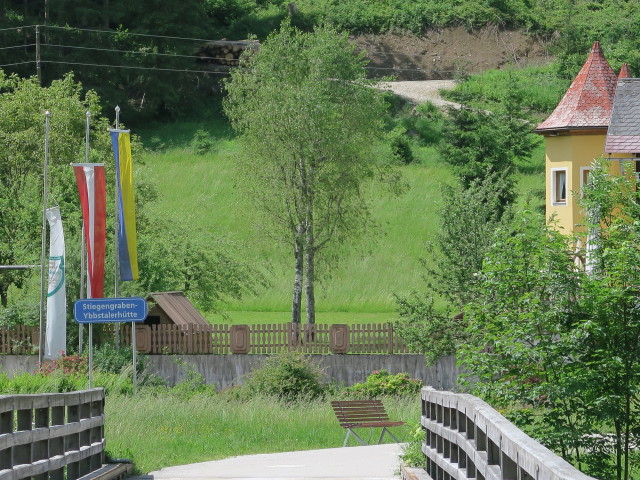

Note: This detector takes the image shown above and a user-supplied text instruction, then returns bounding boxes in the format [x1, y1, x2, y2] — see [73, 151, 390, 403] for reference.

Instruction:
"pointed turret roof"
[618, 63, 631, 80]
[535, 42, 618, 133]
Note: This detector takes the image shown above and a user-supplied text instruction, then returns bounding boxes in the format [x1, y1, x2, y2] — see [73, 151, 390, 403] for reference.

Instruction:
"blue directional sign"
[74, 297, 148, 324]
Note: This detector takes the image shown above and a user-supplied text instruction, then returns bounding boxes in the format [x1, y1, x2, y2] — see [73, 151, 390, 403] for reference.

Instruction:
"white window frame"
[580, 166, 592, 197]
[551, 168, 568, 206]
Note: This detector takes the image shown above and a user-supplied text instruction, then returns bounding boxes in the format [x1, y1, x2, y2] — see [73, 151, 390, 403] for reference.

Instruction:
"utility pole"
[35, 25, 42, 86]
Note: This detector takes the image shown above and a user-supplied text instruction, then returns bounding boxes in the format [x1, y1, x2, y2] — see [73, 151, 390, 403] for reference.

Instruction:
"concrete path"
[144, 444, 404, 480]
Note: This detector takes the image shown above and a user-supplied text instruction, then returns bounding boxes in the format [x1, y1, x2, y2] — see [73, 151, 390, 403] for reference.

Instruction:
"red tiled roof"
[535, 42, 618, 132]
[619, 63, 631, 79]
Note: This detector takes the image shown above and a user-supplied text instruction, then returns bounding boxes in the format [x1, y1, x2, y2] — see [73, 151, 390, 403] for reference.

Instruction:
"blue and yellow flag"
[110, 129, 139, 281]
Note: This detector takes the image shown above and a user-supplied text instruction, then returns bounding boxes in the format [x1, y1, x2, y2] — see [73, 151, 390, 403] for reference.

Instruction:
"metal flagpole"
[114, 106, 121, 350]
[38, 111, 51, 363]
[79, 112, 91, 355]
[86, 111, 94, 388]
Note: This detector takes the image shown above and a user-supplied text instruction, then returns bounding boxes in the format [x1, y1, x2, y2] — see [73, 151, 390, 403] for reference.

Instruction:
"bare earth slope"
[353, 26, 552, 81]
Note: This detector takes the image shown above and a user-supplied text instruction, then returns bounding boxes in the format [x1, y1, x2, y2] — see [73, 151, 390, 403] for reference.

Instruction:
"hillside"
[353, 26, 552, 81]
[140, 36, 549, 325]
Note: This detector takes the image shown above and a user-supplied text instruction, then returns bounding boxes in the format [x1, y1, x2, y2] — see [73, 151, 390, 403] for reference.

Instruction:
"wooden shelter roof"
[146, 291, 210, 327]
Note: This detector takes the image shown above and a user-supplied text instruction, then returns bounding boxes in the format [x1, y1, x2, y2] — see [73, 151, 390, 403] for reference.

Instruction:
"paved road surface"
[142, 444, 404, 480]
[377, 80, 458, 107]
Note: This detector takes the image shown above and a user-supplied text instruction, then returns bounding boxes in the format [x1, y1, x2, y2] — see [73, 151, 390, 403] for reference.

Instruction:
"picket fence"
[0, 323, 408, 355]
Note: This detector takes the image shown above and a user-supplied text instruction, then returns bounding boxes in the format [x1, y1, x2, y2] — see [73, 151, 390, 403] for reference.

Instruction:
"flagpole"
[114, 105, 121, 350]
[79, 111, 91, 355]
[38, 110, 51, 363]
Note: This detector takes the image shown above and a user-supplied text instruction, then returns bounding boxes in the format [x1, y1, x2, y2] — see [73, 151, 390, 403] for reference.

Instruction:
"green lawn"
[105, 393, 420, 474]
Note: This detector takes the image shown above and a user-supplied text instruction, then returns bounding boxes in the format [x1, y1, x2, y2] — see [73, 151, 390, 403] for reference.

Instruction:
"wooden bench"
[331, 399, 405, 447]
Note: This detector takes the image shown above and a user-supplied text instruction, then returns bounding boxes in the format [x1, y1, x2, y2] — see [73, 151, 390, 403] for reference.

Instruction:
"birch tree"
[224, 23, 394, 324]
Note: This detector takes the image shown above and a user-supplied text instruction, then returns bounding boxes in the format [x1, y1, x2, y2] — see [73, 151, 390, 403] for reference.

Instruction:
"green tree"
[0, 72, 113, 310]
[577, 160, 640, 480]
[459, 209, 591, 467]
[224, 23, 397, 324]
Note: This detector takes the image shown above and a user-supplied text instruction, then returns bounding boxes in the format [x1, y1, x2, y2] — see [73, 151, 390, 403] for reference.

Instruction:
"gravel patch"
[377, 79, 459, 107]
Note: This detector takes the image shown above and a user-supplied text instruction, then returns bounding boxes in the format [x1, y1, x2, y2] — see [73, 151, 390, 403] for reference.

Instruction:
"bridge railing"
[0, 389, 105, 480]
[421, 387, 596, 480]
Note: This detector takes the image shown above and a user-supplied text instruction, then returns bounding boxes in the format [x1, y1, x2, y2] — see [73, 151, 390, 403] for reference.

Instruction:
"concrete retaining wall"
[0, 354, 462, 390]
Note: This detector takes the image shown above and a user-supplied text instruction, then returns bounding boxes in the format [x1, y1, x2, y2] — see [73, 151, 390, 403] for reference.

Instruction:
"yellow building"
[534, 42, 631, 233]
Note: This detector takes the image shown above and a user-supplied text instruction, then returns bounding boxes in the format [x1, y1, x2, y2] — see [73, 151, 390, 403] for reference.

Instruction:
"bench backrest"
[331, 400, 391, 426]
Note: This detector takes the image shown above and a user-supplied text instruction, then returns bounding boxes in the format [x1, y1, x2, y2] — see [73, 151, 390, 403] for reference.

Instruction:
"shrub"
[191, 129, 215, 154]
[400, 423, 425, 467]
[36, 353, 88, 376]
[342, 370, 422, 397]
[243, 351, 327, 400]
[388, 126, 414, 164]
[93, 343, 146, 375]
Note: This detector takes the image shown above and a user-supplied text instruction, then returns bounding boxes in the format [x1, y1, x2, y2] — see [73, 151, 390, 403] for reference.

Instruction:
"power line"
[0, 60, 36, 68]
[41, 59, 229, 75]
[40, 42, 225, 62]
[0, 43, 36, 51]
[44, 24, 225, 44]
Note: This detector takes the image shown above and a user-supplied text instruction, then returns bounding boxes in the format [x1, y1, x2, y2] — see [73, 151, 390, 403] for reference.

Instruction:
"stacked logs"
[196, 40, 258, 68]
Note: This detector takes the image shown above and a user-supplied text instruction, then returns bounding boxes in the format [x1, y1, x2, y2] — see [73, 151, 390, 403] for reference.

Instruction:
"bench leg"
[344, 428, 368, 447]
[377, 427, 401, 445]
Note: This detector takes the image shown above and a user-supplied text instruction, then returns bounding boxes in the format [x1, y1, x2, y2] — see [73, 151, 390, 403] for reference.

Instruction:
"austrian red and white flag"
[73, 163, 106, 299]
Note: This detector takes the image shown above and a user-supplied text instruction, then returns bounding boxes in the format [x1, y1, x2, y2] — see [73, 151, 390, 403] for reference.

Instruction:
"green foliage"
[93, 343, 147, 375]
[400, 423, 426, 467]
[394, 294, 461, 365]
[243, 351, 327, 399]
[421, 173, 513, 310]
[444, 66, 571, 115]
[191, 129, 216, 155]
[342, 370, 422, 397]
[224, 22, 400, 323]
[440, 85, 539, 197]
[388, 126, 414, 164]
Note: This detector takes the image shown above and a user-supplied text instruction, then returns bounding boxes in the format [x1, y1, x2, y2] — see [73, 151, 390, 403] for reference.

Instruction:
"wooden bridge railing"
[421, 387, 596, 480]
[0, 389, 107, 480]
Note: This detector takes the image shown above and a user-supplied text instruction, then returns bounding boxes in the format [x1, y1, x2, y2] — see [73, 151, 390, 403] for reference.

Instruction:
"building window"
[580, 167, 592, 197]
[552, 168, 568, 205]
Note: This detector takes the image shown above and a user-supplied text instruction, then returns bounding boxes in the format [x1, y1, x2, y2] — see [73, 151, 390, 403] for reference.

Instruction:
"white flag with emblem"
[45, 206, 66, 359]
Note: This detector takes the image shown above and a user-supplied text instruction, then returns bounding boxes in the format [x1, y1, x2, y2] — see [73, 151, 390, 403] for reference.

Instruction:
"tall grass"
[104, 393, 420, 473]
[139, 93, 545, 320]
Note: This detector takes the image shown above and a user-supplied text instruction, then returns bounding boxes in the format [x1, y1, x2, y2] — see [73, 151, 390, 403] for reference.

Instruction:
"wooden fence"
[0, 389, 107, 480]
[1, 323, 409, 356]
[122, 322, 409, 355]
[0, 326, 39, 354]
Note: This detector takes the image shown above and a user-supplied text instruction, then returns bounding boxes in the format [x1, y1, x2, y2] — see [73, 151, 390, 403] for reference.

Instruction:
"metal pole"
[38, 111, 51, 363]
[35, 26, 41, 86]
[79, 111, 91, 355]
[89, 323, 93, 388]
[114, 106, 121, 349]
[79, 224, 85, 354]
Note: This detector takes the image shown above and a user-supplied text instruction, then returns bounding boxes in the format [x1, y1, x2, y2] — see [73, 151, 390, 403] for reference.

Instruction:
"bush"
[36, 353, 88, 376]
[342, 370, 422, 397]
[243, 351, 327, 399]
[93, 343, 146, 375]
[191, 129, 216, 155]
[388, 126, 414, 164]
[400, 423, 425, 467]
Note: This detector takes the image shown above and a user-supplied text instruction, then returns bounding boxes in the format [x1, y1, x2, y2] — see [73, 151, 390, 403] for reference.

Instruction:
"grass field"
[104, 393, 420, 474]
[138, 102, 545, 322]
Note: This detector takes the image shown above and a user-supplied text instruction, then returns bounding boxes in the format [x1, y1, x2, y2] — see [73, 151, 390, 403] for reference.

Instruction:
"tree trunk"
[304, 210, 315, 325]
[291, 225, 303, 324]
[0, 286, 7, 308]
[304, 243, 315, 325]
